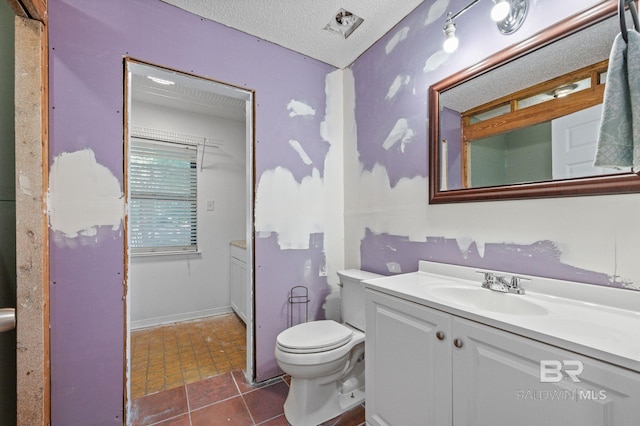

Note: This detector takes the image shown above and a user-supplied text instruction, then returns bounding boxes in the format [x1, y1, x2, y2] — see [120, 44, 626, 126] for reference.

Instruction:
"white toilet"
[275, 269, 382, 426]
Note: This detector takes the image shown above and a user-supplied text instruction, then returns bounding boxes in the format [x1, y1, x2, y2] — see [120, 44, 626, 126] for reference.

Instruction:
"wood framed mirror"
[429, 1, 640, 203]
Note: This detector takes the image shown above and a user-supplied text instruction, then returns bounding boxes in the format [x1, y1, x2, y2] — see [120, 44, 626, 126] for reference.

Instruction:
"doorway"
[124, 59, 255, 410]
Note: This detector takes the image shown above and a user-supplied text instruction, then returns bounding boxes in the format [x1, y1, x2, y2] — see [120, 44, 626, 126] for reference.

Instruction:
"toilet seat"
[276, 320, 353, 354]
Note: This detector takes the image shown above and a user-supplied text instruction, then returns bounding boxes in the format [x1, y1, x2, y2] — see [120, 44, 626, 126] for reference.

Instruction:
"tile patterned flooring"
[130, 369, 366, 425]
[131, 314, 247, 399]
[129, 314, 366, 425]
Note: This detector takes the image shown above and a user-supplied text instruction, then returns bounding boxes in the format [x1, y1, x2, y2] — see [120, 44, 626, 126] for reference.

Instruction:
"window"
[129, 134, 198, 255]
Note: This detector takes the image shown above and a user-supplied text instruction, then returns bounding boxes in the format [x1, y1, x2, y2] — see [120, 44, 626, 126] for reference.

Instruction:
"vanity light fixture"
[442, 0, 529, 53]
[491, 0, 511, 22]
[497, 0, 529, 34]
[442, 18, 459, 53]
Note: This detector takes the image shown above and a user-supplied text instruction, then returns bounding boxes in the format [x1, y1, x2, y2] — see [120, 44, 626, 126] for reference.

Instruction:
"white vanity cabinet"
[229, 242, 248, 323]
[365, 288, 640, 426]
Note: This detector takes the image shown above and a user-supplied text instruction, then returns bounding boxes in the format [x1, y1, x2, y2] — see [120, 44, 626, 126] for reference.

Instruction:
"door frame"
[122, 57, 256, 421]
[11, 2, 50, 424]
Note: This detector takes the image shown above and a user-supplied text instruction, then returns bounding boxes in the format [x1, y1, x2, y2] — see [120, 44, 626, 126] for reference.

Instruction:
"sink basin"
[428, 286, 549, 316]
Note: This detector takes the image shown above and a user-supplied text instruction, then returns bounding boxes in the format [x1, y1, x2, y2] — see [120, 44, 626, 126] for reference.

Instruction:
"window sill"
[130, 250, 202, 258]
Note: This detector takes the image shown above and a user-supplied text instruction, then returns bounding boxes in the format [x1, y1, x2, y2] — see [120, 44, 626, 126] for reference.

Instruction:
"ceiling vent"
[324, 8, 363, 39]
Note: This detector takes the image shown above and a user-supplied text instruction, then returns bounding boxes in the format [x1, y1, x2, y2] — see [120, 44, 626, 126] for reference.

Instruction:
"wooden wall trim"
[14, 14, 49, 426]
[6, 0, 46, 22]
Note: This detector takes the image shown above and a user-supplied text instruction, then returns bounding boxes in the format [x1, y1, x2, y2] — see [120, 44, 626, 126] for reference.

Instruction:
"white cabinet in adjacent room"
[229, 241, 248, 323]
[365, 289, 640, 426]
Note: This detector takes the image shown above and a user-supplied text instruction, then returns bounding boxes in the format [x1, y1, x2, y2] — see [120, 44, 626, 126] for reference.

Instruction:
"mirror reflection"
[430, 2, 640, 202]
[439, 11, 627, 191]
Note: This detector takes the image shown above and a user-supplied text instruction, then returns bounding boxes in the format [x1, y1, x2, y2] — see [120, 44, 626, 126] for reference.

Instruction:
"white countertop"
[364, 261, 640, 373]
[230, 240, 246, 249]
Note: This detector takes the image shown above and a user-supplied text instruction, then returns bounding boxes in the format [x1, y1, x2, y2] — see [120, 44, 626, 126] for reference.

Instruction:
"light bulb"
[442, 20, 458, 53]
[443, 35, 459, 53]
[491, 0, 511, 22]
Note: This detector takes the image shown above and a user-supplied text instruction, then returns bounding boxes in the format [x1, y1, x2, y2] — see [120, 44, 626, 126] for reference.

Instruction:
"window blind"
[129, 137, 198, 254]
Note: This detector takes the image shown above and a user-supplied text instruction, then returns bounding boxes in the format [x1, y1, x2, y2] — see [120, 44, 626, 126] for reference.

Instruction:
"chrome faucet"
[477, 271, 528, 295]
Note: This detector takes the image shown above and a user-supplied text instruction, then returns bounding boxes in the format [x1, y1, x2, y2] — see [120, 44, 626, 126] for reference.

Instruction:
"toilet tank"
[337, 269, 383, 332]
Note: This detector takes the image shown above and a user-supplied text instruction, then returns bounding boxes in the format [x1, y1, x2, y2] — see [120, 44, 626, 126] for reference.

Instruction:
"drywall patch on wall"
[288, 139, 313, 165]
[256, 69, 345, 265]
[386, 75, 411, 100]
[424, 0, 450, 26]
[47, 149, 124, 240]
[279, 96, 329, 184]
[382, 118, 415, 151]
[456, 237, 484, 258]
[423, 50, 449, 73]
[255, 166, 323, 249]
[287, 99, 316, 117]
[319, 69, 346, 318]
[386, 27, 410, 54]
[344, 157, 639, 289]
[345, 163, 429, 246]
[359, 229, 619, 287]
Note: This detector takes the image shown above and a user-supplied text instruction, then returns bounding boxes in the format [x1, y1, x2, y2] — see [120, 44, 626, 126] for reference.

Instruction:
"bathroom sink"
[428, 286, 549, 316]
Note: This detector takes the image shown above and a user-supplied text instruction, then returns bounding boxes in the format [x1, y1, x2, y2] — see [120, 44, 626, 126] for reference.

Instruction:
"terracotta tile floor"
[131, 314, 247, 399]
[129, 369, 366, 426]
[129, 314, 366, 425]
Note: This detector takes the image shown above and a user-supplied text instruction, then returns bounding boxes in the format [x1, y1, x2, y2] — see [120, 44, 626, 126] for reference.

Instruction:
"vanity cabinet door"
[452, 317, 640, 426]
[365, 289, 452, 426]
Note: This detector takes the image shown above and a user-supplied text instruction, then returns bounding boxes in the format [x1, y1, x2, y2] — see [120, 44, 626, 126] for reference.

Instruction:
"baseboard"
[131, 306, 233, 330]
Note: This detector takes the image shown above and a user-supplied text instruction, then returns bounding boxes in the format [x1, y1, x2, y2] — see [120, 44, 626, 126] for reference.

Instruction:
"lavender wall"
[48, 0, 335, 423]
[348, 0, 640, 291]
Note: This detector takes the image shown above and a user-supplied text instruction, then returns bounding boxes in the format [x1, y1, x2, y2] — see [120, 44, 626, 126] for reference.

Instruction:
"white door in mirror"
[551, 103, 625, 179]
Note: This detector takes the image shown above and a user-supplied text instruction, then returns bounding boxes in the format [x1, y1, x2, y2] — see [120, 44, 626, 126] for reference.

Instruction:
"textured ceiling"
[159, 0, 427, 68]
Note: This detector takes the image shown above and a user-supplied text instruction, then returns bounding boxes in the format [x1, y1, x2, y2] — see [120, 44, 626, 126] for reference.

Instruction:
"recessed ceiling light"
[147, 76, 175, 86]
[550, 83, 578, 98]
[324, 8, 363, 39]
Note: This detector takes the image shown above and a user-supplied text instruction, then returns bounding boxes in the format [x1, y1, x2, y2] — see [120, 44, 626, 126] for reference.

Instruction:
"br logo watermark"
[540, 360, 583, 383]
[515, 360, 607, 401]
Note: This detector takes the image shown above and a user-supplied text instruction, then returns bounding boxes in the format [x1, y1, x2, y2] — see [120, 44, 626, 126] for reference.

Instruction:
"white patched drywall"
[342, 68, 640, 287]
[424, 0, 449, 27]
[255, 69, 346, 319]
[47, 149, 124, 239]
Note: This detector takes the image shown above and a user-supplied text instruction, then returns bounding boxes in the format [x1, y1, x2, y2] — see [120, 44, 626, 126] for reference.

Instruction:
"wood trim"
[122, 57, 260, 413]
[462, 60, 608, 119]
[429, 1, 640, 204]
[14, 14, 49, 426]
[40, 10, 50, 424]
[461, 140, 470, 188]
[6, 0, 46, 22]
[463, 84, 605, 142]
[122, 58, 130, 425]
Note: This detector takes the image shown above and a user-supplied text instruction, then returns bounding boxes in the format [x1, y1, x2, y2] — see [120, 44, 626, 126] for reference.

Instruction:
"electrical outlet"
[207, 200, 215, 211]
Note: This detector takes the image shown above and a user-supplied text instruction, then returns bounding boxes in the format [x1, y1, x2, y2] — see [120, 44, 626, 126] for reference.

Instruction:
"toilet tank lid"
[337, 269, 383, 286]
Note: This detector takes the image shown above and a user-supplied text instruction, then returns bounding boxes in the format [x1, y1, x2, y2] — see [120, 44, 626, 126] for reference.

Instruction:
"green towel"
[595, 30, 640, 168]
